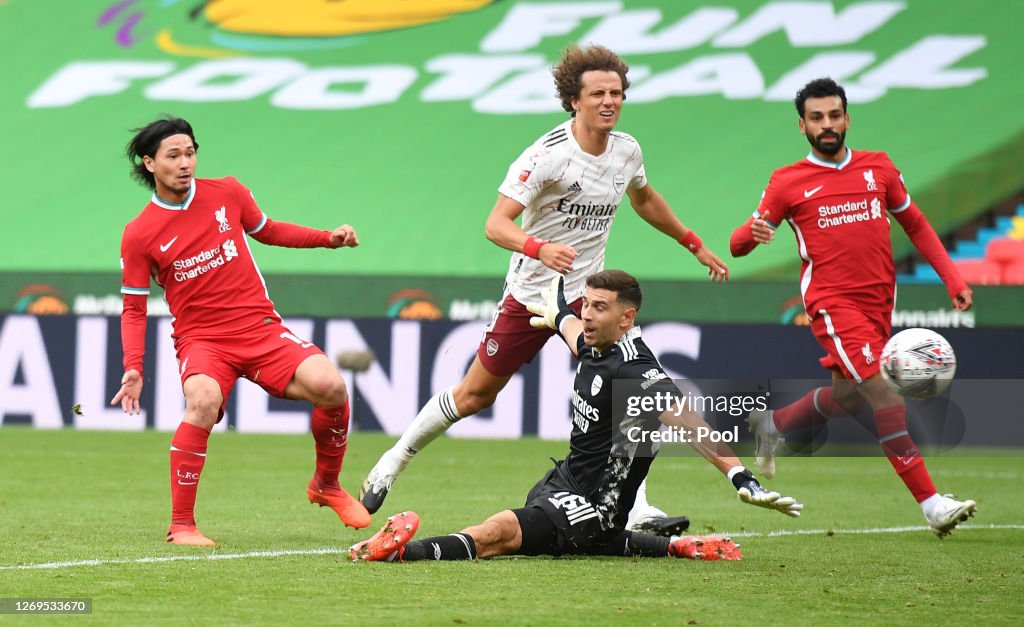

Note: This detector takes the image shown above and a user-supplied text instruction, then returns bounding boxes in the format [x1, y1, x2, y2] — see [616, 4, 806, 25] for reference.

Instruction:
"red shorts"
[175, 321, 323, 409]
[477, 293, 583, 377]
[809, 305, 891, 382]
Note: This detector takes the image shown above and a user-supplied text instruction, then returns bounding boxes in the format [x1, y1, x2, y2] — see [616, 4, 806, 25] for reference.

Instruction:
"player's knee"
[310, 372, 348, 407]
[452, 387, 497, 415]
[184, 388, 222, 427]
[844, 398, 866, 415]
[836, 393, 864, 415]
[857, 375, 903, 410]
[465, 512, 520, 558]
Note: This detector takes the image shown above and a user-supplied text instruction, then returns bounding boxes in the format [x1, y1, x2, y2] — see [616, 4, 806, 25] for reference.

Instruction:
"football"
[880, 328, 957, 399]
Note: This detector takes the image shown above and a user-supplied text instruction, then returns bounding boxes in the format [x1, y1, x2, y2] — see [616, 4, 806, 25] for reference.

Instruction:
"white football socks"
[390, 387, 463, 466]
[633, 478, 652, 510]
[920, 492, 942, 516]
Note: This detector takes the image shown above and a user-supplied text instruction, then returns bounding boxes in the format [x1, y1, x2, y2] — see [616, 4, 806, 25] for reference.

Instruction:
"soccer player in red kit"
[730, 78, 977, 537]
[111, 116, 370, 546]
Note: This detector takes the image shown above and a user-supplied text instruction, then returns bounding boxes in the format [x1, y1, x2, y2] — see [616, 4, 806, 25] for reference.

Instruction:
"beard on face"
[807, 130, 846, 156]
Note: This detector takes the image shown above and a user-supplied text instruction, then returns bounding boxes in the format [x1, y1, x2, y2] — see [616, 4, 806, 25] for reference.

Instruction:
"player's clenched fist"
[750, 217, 775, 244]
[538, 242, 577, 274]
[329, 225, 359, 248]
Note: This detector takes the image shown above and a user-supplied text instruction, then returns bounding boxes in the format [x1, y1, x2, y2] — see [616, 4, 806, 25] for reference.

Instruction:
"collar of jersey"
[618, 326, 642, 344]
[591, 326, 642, 357]
[805, 148, 852, 170]
[567, 120, 612, 160]
[151, 178, 196, 211]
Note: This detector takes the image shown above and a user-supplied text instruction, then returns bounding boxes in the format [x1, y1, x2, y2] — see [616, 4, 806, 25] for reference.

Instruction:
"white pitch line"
[725, 523, 1024, 538]
[2, 524, 1022, 571]
[933, 471, 1021, 480]
[0, 548, 340, 571]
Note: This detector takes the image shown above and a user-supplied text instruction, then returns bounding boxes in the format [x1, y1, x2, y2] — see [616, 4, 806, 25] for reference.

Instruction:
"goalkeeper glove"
[731, 467, 803, 517]
[527, 275, 576, 336]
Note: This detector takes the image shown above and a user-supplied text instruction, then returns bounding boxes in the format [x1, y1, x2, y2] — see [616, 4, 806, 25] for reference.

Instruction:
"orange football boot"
[307, 477, 371, 529]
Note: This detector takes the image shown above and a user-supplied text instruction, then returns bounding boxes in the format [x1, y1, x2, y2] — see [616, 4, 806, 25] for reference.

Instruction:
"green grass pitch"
[1, 427, 1022, 625]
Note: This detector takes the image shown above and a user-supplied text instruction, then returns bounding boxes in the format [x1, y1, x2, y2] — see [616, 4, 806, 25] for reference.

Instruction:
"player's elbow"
[729, 231, 751, 257]
[484, 220, 499, 244]
[484, 215, 508, 246]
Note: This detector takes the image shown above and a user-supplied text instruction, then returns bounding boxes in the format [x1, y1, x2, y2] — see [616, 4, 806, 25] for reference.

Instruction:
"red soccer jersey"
[120, 177, 280, 341]
[755, 149, 910, 316]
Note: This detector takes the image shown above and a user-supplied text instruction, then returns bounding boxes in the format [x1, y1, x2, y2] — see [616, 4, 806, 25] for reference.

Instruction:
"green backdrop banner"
[0, 1, 1020, 287]
[3, 270, 1020, 327]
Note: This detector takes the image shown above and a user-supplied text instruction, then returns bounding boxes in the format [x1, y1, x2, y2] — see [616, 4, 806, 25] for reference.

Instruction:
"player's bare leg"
[856, 375, 977, 537]
[286, 354, 370, 529]
[166, 374, 221, 546]
[360, 356, 511, 513]
[460, 510, 523, 559]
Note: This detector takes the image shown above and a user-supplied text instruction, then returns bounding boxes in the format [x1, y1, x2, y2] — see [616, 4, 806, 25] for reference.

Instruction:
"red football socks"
[773, 386, 850, 432]
[169, 422, 211, 529]
[874, 405, 937, 503]
[311, 402, 351, 488]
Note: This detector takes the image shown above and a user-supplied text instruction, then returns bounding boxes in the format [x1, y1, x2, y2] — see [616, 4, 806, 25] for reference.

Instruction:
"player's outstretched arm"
[657, 407, 802, 517]
[249, 219, 359, 249]
[626, 184, 728, 281]
[485, 195, 577, 273]
[891, 203, 972, 311]
[526, 276, 581, 355]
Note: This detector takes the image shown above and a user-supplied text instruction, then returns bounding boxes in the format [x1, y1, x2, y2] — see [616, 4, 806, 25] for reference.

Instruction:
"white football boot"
[746, 409, 783, 479]
[924, 494, 978, 538]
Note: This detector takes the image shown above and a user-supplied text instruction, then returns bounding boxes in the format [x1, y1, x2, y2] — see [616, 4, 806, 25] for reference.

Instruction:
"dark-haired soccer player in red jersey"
[111, 116, 370, 546]
[730, 78, 977, 538]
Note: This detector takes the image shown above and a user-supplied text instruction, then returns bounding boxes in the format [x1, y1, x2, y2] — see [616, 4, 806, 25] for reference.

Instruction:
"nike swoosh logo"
[803, 185, 824, 198]
[160, 236, 179, 252]
[177, 480, 198, 486]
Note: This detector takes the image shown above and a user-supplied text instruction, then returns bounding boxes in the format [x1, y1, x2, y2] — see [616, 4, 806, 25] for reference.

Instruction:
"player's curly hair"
[126, 116, 199, 190]
[552, 45, 630, 116]
[794, 77, 848, 117]
[587, 269, 642, 310]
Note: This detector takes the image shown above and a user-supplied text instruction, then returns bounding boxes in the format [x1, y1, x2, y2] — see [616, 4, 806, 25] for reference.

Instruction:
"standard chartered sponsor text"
[173, 245, 228, 282]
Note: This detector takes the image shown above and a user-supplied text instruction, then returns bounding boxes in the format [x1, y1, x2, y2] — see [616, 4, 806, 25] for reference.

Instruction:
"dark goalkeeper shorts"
[513, 461, 608, 556]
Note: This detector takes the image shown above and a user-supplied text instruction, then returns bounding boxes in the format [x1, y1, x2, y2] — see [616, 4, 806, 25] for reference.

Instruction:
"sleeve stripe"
[889, 195, 912, 213]
[754, 210, 779, 229]
[121, 287, 150, 295]
[246, 213, 268, 234]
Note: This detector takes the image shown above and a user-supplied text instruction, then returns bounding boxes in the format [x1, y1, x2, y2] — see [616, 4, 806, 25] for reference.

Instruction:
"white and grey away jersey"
[497, 119, 647, 306]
